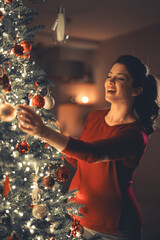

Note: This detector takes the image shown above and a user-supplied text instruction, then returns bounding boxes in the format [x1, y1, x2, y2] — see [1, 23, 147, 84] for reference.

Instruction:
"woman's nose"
[108, 77, 115, 84]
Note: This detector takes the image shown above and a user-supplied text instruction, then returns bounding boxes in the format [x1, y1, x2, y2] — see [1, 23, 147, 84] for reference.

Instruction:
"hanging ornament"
[51, 4, 69, 44]
[12, 44, 24, 57]
[20, 40, 32, 53]
[32, 204, 47, 219]
[43, 94, 55, 110]
[32, 164, 43, 203]
[30, 94, 45, 109]
[0, 10, 4, 20]
[0, 73, 12, 92]
[42, 174, 55, 189]
[50, 238, 56, 240]
[7, 232, 20, 240]
[3, 174, 11, 198]
[55, 165, 70, 182]
[70, 218, 84, 238]
[16, 140, 29, 154]
[0, 103, 16, 122]
[5, 0, 15, 3]
[44, 87, 55, 110]
[32, 184, 43, 203]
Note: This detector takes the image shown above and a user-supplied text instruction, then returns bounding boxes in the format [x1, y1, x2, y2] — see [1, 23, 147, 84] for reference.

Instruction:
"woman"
[18, 55, 159, 240]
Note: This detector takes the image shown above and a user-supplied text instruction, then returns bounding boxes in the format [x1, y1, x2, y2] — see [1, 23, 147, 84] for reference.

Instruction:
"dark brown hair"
[115, 55, 159, 135]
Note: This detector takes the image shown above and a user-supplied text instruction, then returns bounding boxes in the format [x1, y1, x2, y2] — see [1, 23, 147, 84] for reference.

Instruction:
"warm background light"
[59, 83, 97, 105]
[81, 96, 89, 103]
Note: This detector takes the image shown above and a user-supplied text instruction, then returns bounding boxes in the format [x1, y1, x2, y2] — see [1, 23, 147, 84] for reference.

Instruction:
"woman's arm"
[18, 105, 147, 167]
[17, 104, 69, 151]
[62, 131, 147, 167]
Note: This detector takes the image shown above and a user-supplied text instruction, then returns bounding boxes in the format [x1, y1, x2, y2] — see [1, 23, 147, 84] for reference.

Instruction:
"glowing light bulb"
[30, 229, 34, 234]
[27, 221, 31, 227]
[81, 96, 89, 103]
[18, 163, 23, 167]
[11, 125, 17, 131]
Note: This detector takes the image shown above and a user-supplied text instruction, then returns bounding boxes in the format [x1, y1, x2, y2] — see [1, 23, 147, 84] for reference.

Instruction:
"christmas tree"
[0, 0, 85, 239]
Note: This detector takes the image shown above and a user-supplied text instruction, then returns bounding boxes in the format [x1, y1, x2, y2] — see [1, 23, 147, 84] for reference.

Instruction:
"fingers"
[17, 104, 39, 124]
[18, 114, 32, 125]
[19, 122, 33, 134]
[17, 104, 43, 136]
[17, 104, 37, 116]
[17, 111, 33, 121]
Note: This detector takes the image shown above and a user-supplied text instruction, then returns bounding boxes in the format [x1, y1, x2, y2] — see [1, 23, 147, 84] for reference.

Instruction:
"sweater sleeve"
[62, 128, 147, 168]
[65, 156, 77, 168]
[64, 111, 94, 168]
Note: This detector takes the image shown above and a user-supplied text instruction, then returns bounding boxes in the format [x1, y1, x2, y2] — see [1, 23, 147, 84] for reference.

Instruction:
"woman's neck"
[105, 103, 137, 125]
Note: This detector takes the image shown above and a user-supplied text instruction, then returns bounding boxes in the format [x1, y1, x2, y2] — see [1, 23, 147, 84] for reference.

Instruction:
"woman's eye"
[106, 76, 111, 79]
[118, 78, 125, 81]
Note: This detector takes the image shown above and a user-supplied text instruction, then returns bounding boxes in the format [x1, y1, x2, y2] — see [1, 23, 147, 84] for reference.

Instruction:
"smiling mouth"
[107, 89, 116, 93]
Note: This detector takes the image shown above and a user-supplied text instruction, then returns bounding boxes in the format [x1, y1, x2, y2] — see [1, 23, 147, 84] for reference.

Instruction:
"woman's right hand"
[17, 104, 47, 138]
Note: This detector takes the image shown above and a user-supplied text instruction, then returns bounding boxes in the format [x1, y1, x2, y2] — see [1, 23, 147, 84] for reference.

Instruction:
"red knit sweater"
[62, 110, 147, 234]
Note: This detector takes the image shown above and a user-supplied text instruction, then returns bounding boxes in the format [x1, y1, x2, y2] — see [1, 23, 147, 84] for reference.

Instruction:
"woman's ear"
[132, 87, 143, 97]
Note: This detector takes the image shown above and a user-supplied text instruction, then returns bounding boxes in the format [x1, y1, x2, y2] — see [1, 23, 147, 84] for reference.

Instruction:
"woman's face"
[104, 63, 137, 104]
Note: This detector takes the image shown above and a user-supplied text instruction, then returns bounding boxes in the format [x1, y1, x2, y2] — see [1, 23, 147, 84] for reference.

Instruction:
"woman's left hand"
[17, 104, 46, 137]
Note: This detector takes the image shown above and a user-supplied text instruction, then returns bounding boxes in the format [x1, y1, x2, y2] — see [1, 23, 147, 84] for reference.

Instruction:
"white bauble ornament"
[43, 94, 55, 110]
[32, 205, 47, 219]
[0, 103, 16, 122]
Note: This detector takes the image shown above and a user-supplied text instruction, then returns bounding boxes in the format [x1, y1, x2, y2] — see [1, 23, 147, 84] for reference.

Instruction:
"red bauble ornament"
[16, 140, 29, 154]
[0, 10, 4, 20]
[12, 44, 24, 56]
[30, 94, 45, 109]
[20, 40, 32, 53]
[0, 103, 16, 122]
[0, 73, 11, 92]
[5, 0, 14, 3]
[5, 83, 11, 92]
[7, 232, 20, 240]
[70, 218, 84, 237]
[55, 166, 70, 182]
[42, 175, 55, 189]
[2, 73, 9, 86]
[3, 174, 11, 198]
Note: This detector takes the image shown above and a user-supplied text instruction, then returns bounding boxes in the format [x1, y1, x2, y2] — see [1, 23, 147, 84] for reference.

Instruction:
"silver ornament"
[32, 205, 47, 219]
[0, 103, 17, 122]
[43, 94, 55, 110]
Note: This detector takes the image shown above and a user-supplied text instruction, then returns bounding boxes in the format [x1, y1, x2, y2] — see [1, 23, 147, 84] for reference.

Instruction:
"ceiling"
[23, 0, 160, 49]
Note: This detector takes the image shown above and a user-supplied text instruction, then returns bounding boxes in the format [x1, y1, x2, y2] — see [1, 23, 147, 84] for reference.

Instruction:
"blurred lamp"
[81, 96, 89, 104]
